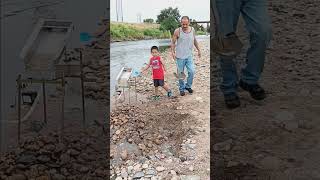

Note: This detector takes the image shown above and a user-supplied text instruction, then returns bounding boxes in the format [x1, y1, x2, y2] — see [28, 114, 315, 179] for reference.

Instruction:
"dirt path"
[212, 0, 320, 179]
[110, 39, 210, 179]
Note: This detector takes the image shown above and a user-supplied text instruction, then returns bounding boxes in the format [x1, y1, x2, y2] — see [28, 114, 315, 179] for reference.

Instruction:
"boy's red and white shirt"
[149, 56, 164, 80]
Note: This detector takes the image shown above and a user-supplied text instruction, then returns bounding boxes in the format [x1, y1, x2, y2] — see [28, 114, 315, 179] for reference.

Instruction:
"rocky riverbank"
[0, 127, 108, 179]
[110, 40, 210, 179]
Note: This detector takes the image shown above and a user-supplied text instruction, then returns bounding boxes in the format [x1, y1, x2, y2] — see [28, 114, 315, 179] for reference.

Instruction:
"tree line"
[143, 7, 208, 34]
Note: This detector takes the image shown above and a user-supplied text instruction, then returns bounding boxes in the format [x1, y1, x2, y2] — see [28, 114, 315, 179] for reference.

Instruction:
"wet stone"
[133, 171, 144, 179]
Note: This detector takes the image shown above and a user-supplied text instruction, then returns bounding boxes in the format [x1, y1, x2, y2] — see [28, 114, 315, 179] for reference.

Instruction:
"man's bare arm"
[171, 29, 179, 59]
[194, 37, 201, 58]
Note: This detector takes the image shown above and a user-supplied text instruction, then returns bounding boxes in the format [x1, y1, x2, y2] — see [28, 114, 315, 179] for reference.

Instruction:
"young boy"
[141, 46, 173, 100]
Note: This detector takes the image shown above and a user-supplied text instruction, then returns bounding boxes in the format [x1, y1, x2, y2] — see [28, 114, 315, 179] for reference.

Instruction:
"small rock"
[133, 172, 144, 179]
[133, 164, 142, 171]
[227, 161, 240, 167]
[274, 111, 295, 121]
[80, 166, 89, 173]
[51, 173, 66, 180]
[260, 156, 282, 170]
[180, 156, 187, 162]
[187, 144, 196, 149]
[68, 149, 80, 156]
[146, 169, 157, 176]
[99, 59, 108, 66]
[166, 159, 173, 163]
[151, 176, 158, 180]
[189, 166, 194, 171]
[142, 164, 148, 169]
[60, 153, 71, 165]
[154, 139, 161, 145]
[37, 155, 50, 163]
[115, 177, 122, 180]
[35, 176, 50, 180]
[17, 154, 36, 165]
[115, 130, 121, 135]
[44, 144, 56, 151]
[176, 106, 183, 110]
[127, 166, 134, 174]
[83, 67, 95, 73]
[55, 143, 65, 153]
[7, 174, 27, 180]
[147, 143, 153, 148]
[121, 150, 128, 160]
[213, 139, 233, 151]
[16, 164, 27, 170]
[138, 144, 146, 151]
[156, 166, 165, 172]
[170, 170, 177, 175]
[121, 168, 128, 178]
[180, 175, 201, 180]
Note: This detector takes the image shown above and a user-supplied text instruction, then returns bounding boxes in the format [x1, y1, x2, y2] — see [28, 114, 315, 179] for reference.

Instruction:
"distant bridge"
[191, 21, 210, 24]
[190, 21, 210, 32]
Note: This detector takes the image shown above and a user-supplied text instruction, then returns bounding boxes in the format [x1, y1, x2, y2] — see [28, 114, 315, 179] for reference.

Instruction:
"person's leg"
[162, 82, 173, 97]
[162, 83, 170, 91]
[240, 0, 272, 84]
[219, 56, 239, 95]
[185, 56, 195, 90]
[154, 86, 159, 96]
[153, 80, 159, 96]
[215, 0, 242, 95]
[175, 58, 186, 92]
[215, 0, 242, 36]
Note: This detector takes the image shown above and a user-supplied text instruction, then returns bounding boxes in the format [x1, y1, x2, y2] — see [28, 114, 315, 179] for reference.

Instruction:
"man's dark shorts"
[153, 79, 164, 87]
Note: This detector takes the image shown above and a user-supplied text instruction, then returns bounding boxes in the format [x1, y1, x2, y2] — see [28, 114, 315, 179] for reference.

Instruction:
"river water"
[110, 35, 210, 95]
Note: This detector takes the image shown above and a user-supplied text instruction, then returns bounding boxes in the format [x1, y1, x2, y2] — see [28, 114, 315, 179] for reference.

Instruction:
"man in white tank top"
[171, 16, 201, 96]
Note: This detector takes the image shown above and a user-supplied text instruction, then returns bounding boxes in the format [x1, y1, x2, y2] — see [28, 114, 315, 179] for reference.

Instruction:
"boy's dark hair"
[151, 46, 159, 52]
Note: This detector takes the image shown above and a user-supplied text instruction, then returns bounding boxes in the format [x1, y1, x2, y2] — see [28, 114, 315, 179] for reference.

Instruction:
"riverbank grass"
[111, 22, 171, 41]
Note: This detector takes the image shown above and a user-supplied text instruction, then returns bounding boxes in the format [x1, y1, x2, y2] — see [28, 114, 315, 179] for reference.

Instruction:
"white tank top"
[176, 27, 195, 59]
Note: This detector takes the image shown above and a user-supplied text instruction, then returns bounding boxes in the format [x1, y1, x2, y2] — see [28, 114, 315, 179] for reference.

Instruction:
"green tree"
[159, 16, 179, 34]
[143, 18, 154, 23]
[156, 7, 181, 24]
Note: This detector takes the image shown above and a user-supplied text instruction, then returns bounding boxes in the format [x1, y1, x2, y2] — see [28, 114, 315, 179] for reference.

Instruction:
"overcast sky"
[110, 0, 210, 23]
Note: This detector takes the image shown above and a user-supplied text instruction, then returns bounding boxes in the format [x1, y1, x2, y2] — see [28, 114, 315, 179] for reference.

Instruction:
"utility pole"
[116, 0, 123, 22]
[120, 0, 123, 22]
[137, 13, 142, 23]
[116, 0, 118, 21]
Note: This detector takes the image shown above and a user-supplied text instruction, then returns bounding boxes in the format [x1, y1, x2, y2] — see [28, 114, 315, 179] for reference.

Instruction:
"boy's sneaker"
[185, 88, 193, 94]
[224, 93, 241, 109]
[239, 80, 266, 100]
[167, 90, 173, 97]
[180, 91, 185, 96]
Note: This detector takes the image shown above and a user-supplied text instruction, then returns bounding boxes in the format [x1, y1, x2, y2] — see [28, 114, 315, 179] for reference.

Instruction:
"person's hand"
[171, 51, 176, 60]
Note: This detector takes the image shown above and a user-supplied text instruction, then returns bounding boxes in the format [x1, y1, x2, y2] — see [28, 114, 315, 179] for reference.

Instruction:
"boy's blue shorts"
[153, 79, 164, 87]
